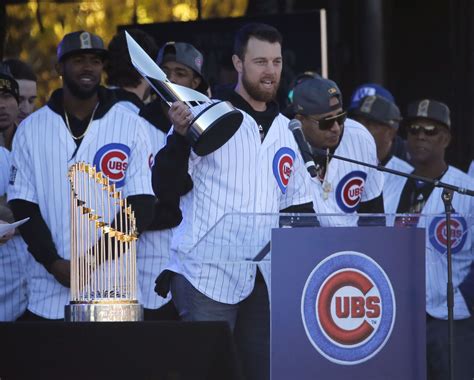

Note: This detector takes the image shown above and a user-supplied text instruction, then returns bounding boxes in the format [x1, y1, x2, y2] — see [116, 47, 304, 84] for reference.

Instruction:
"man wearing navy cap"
[8, 31, 155, 321]
[292, 77, 385, 227]
[351, 94, 412, 174]
[383, 99, 474, 379]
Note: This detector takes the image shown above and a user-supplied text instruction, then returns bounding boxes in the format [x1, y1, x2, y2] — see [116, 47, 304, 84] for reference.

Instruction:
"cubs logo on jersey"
[301, 251, 396, 365]
[272, 147, 295, 194]
[335, 171, 367, 213]
[148, 153, 154, 169]
[93, 143, 130, 188]
[428, 215, 468, 254]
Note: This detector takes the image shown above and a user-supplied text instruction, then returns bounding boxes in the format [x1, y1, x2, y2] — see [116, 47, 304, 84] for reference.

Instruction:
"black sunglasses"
[308, 112, 347, 131]
[407, 124, 444, 136]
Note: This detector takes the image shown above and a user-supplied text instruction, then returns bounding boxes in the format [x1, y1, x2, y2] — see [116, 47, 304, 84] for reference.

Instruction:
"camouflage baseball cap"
[0, 64, 19, 103]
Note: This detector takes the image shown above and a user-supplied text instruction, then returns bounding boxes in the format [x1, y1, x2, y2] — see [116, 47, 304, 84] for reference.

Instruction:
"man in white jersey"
[8, 31, 155, 321]
[350, 94, 413, 182]
[291, 77, 385, 226]
[0, 68, 28, 320]
[469, 161, 474, 177]
[383, 99, 474, 379]
[153, 23, 314, 380]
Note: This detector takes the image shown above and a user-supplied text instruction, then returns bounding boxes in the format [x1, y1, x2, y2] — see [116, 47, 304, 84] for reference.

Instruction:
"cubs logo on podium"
[335, 171, 367, 213]
[428, 215, 468, 254]
[301, 251, 396, 365]
[93, 143, 131, 188]
[273, 147, 295, 194]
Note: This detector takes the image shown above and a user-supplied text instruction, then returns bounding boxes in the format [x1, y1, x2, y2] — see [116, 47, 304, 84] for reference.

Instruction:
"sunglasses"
[407, 124, 444, 136]
[308, 112, 347, 131]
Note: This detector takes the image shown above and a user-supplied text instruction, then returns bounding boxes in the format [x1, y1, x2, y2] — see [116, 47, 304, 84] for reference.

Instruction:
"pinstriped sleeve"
[122, 116, 154, 198]
[0, 147, 10, 196]
[7, 123, 38, 204]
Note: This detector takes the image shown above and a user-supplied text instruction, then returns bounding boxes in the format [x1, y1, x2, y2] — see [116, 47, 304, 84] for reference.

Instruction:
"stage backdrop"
[120, 10, 323, 107]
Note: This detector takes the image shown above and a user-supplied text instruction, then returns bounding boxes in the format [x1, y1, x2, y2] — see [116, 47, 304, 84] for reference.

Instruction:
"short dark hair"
[233, 23, 282, 59]
[105, 29, 158, 88]
[3, 58, 37, 82]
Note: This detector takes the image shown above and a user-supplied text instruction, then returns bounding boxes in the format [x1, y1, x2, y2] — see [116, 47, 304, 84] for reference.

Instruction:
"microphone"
[288, 119, 318, 178]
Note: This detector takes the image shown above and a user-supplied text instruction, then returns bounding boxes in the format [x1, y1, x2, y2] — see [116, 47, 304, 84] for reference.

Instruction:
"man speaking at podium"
[290, 77, 385, 227]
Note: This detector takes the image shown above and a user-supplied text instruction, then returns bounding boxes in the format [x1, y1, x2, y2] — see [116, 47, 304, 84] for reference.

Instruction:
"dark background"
[125, 0, 474, 172]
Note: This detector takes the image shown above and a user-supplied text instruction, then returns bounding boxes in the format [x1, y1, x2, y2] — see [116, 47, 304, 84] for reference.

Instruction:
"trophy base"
[188, 101, 243, 156]
[65, 302, 144, 322]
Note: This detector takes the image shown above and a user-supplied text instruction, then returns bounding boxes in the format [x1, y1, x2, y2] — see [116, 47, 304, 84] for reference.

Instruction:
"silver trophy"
[126, 32, 243, 156]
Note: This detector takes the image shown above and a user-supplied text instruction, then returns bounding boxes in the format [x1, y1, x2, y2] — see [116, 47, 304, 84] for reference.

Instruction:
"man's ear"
[442, 129, 452, 149]
[232, 54, 243, 74]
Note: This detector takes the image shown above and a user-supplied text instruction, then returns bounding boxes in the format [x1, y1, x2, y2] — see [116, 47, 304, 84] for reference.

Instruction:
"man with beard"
[8, 31, 155, 321]
[152, 23, 314, 380]
[291, 77, 385, 227]
[383, 99, 474, 380]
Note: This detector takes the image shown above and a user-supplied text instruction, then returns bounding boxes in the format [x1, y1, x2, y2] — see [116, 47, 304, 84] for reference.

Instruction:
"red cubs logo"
[429, 216, 468, 254]
[93, 143, 131, 188]
[302, 251, 396, 365]
[273, 147, 296, 194]
[336, 171, 367, 213]
[318, 270, 381, 346]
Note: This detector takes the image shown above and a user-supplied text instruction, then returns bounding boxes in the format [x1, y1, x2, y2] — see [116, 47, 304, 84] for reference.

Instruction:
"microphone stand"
[312, 148, 474, 380]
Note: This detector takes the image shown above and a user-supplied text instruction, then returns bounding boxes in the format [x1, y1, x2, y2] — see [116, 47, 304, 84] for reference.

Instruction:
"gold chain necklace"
[64, 103, 99, 141]
[321, 148, 332, 200]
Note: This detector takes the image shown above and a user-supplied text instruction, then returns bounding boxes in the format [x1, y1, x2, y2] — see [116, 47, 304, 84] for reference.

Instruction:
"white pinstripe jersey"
[311, 118, 384, 226]
[115, 99, 172, 310]
[0, 147, 28, 321]
[165, 109, 314, 304]
[0, 147, 9, 195]
[8, 102, 154, 319]
[469, 161, 474, 177]
[384, 166, 474, 319]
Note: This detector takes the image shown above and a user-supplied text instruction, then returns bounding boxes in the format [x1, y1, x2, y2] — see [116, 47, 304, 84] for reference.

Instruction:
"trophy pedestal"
[187, 101, 243, 156]
[65, 302, 144, 322]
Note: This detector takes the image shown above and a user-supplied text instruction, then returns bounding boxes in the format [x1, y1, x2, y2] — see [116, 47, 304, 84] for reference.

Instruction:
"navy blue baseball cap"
[348, 83, 395, 110]
[157, 41, 208, 93]
[57, 31, 108, 62]
[292, 77, 342, 116]
[351, 95, 402, 129]
[405, 99, 451, 129]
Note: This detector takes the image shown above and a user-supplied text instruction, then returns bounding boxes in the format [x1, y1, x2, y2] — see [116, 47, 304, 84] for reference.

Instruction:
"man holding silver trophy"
[127, 23, 315, 380]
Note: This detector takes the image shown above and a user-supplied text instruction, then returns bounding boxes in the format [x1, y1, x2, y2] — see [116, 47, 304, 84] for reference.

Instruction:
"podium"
[186, 212, 435, 380]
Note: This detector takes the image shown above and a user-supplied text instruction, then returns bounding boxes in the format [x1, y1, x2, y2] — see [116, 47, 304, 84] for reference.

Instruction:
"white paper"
[0, 217, 30, 236]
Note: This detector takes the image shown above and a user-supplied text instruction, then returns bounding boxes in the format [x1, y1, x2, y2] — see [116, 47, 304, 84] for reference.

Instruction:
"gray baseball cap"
[405, 99, 451, 128]
[156, 41, 209, 93]
[57, 31, 108, 62]
[351, 94, 402, 129]
[292, 77, 343, 116]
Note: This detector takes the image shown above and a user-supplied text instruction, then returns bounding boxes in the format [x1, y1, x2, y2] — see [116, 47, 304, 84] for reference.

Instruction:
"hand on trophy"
[169, 101, 194, 136]
[50, 259, 71, 288]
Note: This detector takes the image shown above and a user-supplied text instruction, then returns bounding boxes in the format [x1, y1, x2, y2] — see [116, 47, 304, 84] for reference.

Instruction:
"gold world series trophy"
[65, 162, 142, 322]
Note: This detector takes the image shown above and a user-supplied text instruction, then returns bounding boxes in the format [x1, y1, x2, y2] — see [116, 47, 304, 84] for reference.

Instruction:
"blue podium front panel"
[271, 227, 426, 380]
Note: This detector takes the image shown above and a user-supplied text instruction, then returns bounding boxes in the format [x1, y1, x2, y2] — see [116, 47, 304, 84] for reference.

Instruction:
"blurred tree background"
[3, 0, 248, 104]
